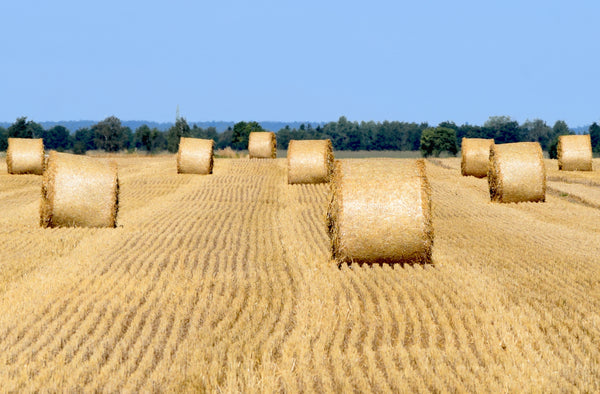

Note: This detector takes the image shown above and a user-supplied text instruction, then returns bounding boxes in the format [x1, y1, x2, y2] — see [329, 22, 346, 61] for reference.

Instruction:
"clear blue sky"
[1, 0, 598, 127]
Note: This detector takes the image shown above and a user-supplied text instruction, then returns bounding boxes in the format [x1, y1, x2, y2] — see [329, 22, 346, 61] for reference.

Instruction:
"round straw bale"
[461, 138, 494, 177]
[6, 138, 45, 175]
[488, 142, 546, 203]
[40, 152, 119, 228]
[177, 137, 214, 174]
[327, 159, 433, 265]
[287, 139, 334, 184]
[557, 134, 592, 171]
[248, 132, 277, 159]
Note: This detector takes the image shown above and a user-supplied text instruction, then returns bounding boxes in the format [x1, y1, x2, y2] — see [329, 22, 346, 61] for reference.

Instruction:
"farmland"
[0, 155, 599, 391]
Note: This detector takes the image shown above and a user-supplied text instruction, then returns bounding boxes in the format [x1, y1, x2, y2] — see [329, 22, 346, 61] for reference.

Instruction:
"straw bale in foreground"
[287, 139, 333, 184]
[6, 138, 45, 175]
[557, 134, 592, 171]
[488, 142, 546, 203]
[248, 132, 276, 158]
[177, 137, 214, 174]
[461, 138, 493, 178]
[327, 159, 433, 265]
[40, 152, 119, 228]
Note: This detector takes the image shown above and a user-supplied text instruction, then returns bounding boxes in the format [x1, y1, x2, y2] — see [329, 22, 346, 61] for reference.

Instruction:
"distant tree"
[191, 125, 218, 141]
[484, 116, 522, 143]
[134, 124, 152, 151]
[92, 116, 128, 152]
[548, 120, 572, 159]
[8, 117, 43, 138]
[73, 127, 95, 154]
[43, 125, 71, 151]
[589, 122, 600, 153]
[420, 127, 458, 157]
[231, 121, 264, 150]
[166, 117, 191, 152]
[0, 127, 7, 151]
[216, 127, 233, 149]
[522, 119, 553, 150]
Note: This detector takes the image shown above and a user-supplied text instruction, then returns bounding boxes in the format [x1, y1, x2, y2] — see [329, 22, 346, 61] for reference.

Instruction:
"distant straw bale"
[248, 132, 276, 159]
[6, 138, 44, 175]
[287, 139, 334, 184]
[557, 134, 592, 171]
[40, 152, 119, 228]
[177, 137, 214, 174]
[488, 142, 546, 203]
[461, 138, 493, 178]
[327, 159, 433, 265]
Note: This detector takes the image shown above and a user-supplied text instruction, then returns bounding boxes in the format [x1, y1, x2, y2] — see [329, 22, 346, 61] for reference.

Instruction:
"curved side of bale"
[40, 152, 119, 228]
[461, 138, 494, 177]
[488, 142, 546, 203]
[287, 139, 334, 184]
[176, 137, 214, 174]
[557, 134, 592, 171]
[6, 138, 45, 175]
[248, 132, 277, 159]
[327, 159, 433, 265]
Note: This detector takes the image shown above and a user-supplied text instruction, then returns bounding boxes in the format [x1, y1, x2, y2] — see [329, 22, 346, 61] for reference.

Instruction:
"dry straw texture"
[40, 151, 119, 228]
[248, 132, 277, 158]
[327, 159, 433, 265]
[461, 138, 494, 178]
[488, 142, 546, 203]
[6, 138, 45, 175]
[287, 139, 334, 184]
[557, 134, 593, 171]
[176, 137, 214, 174]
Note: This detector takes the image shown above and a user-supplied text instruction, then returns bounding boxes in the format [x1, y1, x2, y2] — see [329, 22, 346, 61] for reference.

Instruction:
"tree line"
[0, 115, 598, 156]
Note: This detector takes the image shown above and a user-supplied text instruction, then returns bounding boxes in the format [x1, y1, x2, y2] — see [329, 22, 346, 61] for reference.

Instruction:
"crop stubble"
[0, 155, 597, 391]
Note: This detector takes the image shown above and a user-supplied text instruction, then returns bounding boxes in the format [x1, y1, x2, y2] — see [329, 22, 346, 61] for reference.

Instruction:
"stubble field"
[0, 154, 599, 391]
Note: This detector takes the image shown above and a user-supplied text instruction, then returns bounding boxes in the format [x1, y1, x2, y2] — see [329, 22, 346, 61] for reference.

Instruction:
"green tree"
[589, 122, 600, 153]
[522, 119, 552, 150]
[73, 127, 95, 154]
[167, 117, 191, 152]
[8, 117, 43, 138]
[43, 125, 71, 151]
[548, 120, 572, 159]
[92, 116, 127, 152]
[231, 121, 264, 150]
[484, 116, 522, 143]
[0, 127, 7, 151]
[420, 127, 458, 157]
[134, 124, 152, 151]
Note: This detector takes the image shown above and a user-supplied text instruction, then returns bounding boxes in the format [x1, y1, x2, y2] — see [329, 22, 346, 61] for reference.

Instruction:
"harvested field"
[0, 155, 599, 391]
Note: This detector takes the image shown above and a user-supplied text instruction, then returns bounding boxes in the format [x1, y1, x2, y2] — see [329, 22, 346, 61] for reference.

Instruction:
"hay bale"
[6, 138, 45, 175]
[488, 142, 546, 203]
[287, 139, 334, 184]
[461, 138, 494, 177]
[557, 134, 593, 171]
[327, 159, 433, 265]
[248, 132, 276, 158]
[177, 137, 214, 174]
[40, 152, 119, 228]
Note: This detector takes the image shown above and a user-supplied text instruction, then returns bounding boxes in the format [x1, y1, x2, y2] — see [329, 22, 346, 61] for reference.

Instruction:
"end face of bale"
[488, 142, 546, 203]
[327, 159, 433, 265]
[248, 132, 277, 159]
[287, 139, 334, 184]
[461, 138, 494, 177]
[557, 134, 592, 171]
[40, 152, 119, 228]
[177, 137, 214, 174]
[7, 138, 45, 175]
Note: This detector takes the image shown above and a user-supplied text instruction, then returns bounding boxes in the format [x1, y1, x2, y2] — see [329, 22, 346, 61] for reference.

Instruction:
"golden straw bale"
[248, 132, 277, 158]
[40, 152, 119, 228]
[287, 139, 334, 184]
[488, 142, 546, 203]
[461, 138, 494, 177]
[177, 137, 214, 174]
[6, 138, 45, 175]
[557, 134, 593, 171]
[327, 159, 433, 265]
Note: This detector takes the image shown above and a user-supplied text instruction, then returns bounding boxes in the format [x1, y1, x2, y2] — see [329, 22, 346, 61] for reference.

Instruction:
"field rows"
[0, 156, 598, 391]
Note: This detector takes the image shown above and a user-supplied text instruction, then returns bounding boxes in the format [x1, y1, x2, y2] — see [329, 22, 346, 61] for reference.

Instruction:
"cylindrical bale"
[177, 137, 214, 174]
[488, 142, 546, 203]
[6, 138, 45, 175]
[287, 139, 334, 184]
[461, 138, 494, 177]
[557, 134, 593, 171]
[40, 152, 119, 228]
[327, 159, 433, 265]
[248, 132, 277, 159]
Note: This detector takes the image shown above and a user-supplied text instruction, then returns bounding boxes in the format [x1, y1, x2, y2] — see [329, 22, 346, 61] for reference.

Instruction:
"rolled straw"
[177, 137, 214, 174]
[287, 139, 334, 184]
[461, 138, 494, 178]
[6, 138, 44, 175]
[248, 132, 276, 158]
[557, 134, 592, 171]
[40, 152, 119, 228]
